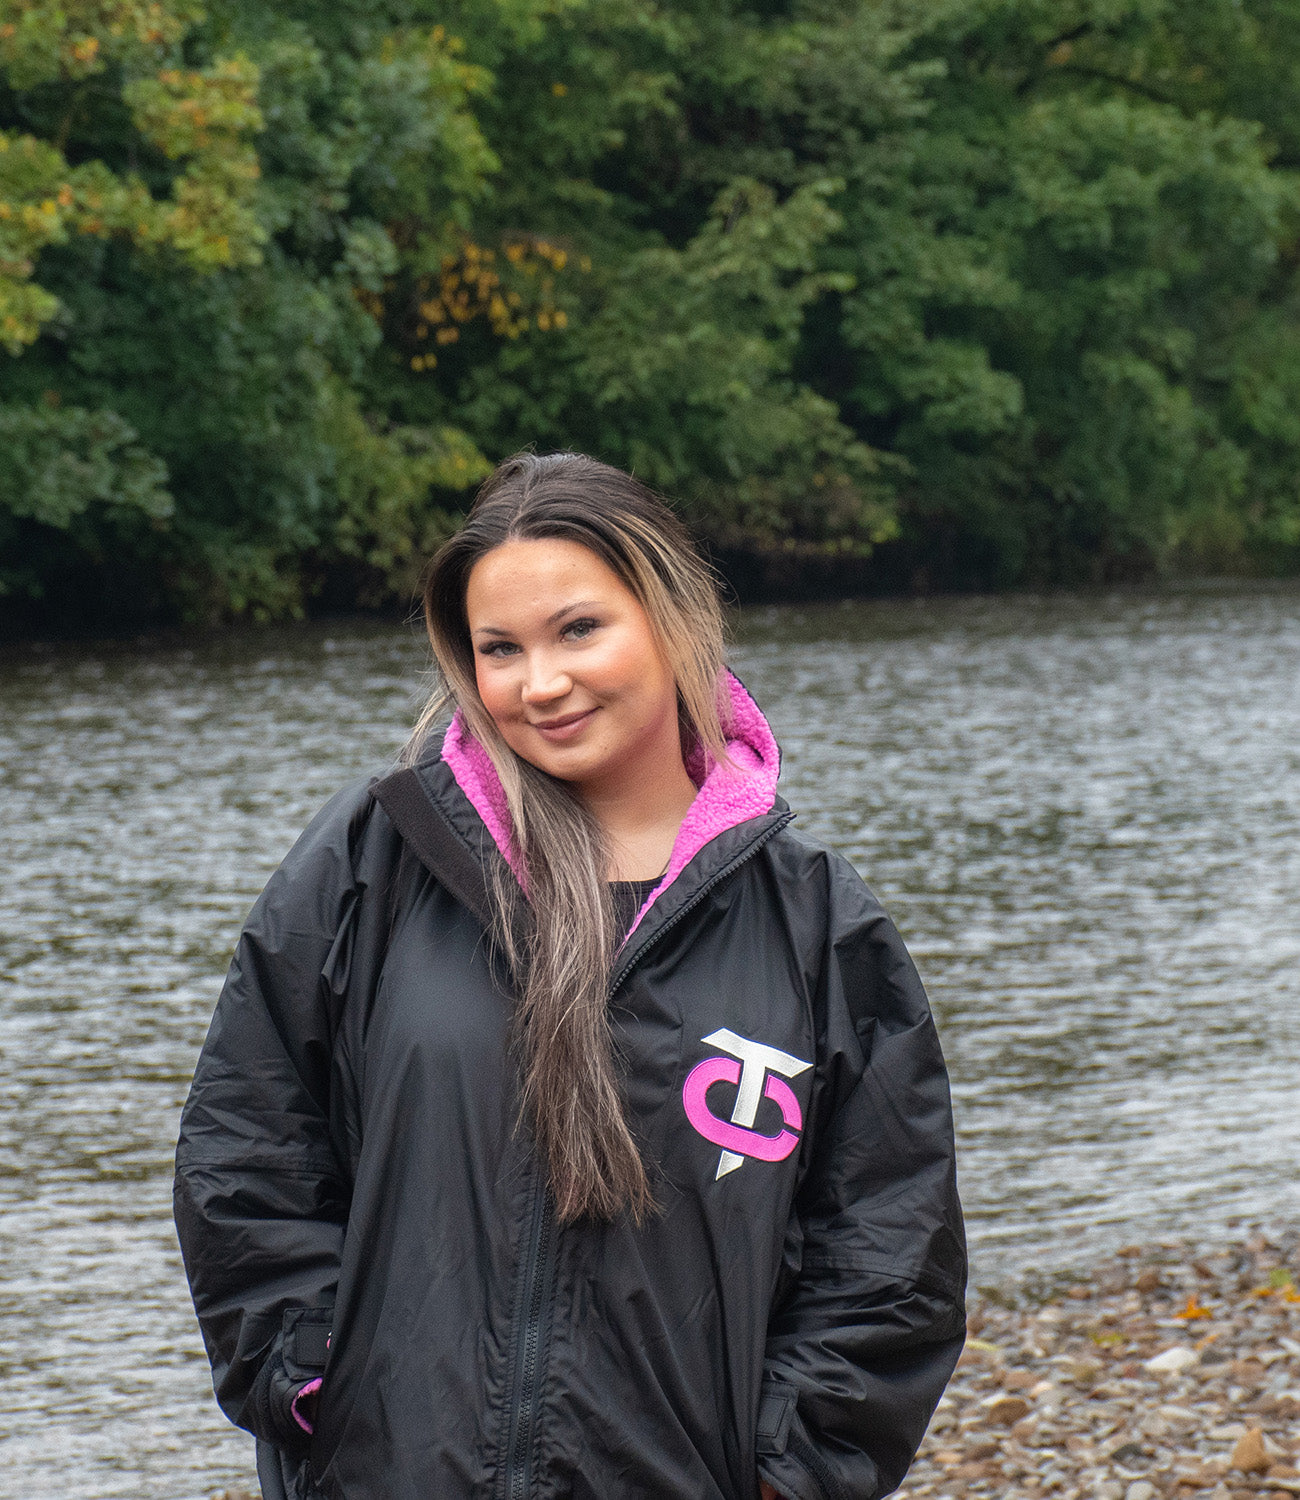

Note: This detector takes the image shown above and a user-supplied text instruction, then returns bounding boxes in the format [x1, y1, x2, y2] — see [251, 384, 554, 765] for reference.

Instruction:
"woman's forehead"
[465, 537, 633, 630]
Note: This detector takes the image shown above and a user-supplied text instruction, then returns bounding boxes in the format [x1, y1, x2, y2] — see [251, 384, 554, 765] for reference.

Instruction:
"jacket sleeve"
[757, 864, 967, 1500]
[174, 782, 377, 1456]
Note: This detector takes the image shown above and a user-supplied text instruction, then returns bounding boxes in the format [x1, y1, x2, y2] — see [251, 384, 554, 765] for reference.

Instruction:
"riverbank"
[898, 1230, 1300, 1500]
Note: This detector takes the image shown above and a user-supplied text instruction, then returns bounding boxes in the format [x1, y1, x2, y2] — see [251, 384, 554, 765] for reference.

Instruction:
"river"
[1, 583, 1297, 1497]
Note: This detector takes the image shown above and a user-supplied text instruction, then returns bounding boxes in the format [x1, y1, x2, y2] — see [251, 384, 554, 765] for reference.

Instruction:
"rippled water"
[1, 585, 1297, 1498]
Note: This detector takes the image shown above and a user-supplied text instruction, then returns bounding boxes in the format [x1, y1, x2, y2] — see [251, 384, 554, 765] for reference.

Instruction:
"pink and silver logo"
[682, 1028, 813, 1179]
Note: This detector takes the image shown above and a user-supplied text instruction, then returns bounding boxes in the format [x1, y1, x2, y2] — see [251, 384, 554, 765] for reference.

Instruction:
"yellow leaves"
[1249, 1268, 1300, 1301]
[1174, 1294, 1212, 1321]
[378, 232, 589, 375]
[0, 4, 264, 351]
[126, 54, 264, 160]
[0, 275, 59, 353]
[520, 237, 569, 271]
[0, 0, 200, 87]
[551, 82, 568, 96]
[1087, 1328, 1124, 1347]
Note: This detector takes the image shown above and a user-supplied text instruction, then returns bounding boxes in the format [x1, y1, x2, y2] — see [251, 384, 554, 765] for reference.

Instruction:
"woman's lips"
[531, 708, 597, 743]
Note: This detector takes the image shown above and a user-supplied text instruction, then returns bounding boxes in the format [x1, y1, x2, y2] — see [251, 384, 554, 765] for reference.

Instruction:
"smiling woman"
[173, 451, 968, 1500]
[464, 536, 699, 875]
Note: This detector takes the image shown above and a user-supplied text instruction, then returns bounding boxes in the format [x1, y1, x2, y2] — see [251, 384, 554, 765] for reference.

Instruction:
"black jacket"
[175, 684, 966, 1500]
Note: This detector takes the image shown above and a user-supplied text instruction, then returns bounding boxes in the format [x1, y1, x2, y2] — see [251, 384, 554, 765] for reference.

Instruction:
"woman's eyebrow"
[546, 599, 600, 625]
[471, 600, 602, 638]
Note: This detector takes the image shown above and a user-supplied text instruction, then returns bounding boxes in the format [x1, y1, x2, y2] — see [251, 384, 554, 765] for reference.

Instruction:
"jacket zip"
[500, 1175, 557, 1500]
[496, 811, 793, 1500]
[609, 813, 794, 998]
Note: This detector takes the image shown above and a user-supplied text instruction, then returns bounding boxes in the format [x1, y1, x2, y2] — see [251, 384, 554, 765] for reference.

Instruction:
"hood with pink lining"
[439, 669, 781, 943]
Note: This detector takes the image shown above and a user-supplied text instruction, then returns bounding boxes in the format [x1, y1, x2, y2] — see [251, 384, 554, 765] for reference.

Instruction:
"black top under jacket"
[174, 751, 967, 1500]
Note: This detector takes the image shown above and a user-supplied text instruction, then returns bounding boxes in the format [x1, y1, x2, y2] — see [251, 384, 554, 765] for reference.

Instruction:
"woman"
[175, 452, 966, 1500]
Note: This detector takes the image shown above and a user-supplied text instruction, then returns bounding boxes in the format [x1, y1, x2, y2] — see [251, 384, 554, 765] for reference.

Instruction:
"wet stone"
[1232, 1427, 1271, 1473]
[987, 1395, 1034, 1425]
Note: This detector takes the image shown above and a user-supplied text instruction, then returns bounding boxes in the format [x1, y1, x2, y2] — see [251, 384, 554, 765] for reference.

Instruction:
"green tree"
[0, 0, 502, 618]
[829, 0, 1300, 580]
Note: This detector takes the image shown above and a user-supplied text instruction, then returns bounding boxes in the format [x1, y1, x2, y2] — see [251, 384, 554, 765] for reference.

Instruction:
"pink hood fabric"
[439, 670, 781, 943]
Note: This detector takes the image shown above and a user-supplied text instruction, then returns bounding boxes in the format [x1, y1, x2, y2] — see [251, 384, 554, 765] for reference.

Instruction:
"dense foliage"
[3, 0, 1299, 622]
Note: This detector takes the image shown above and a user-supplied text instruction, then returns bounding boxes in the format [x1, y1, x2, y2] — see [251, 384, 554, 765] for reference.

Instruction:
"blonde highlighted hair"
[408, 452, 730, 1221]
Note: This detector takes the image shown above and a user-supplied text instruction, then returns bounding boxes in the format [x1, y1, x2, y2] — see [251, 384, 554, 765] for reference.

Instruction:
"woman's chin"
[517, 740, 603, 785]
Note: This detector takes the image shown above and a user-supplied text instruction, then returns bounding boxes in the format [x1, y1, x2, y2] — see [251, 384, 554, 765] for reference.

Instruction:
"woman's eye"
[563, 618, 599, 640]
[479, 641, 519, 658]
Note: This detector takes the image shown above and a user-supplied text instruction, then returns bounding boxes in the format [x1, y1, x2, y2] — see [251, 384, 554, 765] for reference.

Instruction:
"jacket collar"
[438, 670, 781, 941]
[372, 670, 786, 954]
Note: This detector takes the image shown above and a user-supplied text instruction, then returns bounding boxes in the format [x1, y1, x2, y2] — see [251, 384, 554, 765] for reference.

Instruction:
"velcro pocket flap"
[755, 1384, 796, 1456]
[283, 1307, 333, 1375]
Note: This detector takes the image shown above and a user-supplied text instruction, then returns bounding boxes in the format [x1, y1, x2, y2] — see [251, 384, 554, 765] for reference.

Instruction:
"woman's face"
[465, 536, 684, 795]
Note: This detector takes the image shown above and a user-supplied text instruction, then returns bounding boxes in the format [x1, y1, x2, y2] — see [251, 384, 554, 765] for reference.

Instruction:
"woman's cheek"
[475, 663, 511, 725]
[602, 627, 670, 703]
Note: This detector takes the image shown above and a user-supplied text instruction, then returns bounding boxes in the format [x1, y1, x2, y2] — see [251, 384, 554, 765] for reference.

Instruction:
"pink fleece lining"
[441, 672, 780, 941]
[441, 714, 525, 884]
[291, 1376, 322, 1434]
[621, 672, 780, 944]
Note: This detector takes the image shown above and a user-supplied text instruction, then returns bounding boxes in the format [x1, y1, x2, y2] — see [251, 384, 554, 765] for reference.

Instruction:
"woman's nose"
[521, 655, 572, 703]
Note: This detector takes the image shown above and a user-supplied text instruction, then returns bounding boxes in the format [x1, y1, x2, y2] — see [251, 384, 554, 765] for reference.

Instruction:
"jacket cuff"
[756, 1383, 860, 1500]
[244, 1307, 333, 1456]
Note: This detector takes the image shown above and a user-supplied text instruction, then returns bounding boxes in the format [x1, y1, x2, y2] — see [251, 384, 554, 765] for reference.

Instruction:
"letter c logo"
[682, 1057, 803, 1162]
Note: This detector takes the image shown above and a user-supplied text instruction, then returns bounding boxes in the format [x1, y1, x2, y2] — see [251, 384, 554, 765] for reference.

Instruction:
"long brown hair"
[409, 452, 729, 1221]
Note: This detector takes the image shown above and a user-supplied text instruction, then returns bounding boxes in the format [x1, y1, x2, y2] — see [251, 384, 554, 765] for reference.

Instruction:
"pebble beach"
[898, 1230, 1300, 1500]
